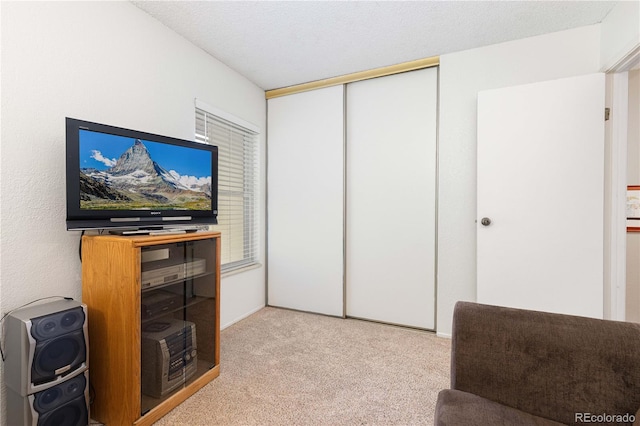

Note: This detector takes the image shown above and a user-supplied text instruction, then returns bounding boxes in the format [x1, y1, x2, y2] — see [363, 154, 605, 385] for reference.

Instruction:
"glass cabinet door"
[139, 238, 217, 415]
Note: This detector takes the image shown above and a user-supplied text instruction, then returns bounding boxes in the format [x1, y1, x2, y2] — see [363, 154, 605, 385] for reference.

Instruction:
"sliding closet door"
[346, 67, 437, 329]
[267, 85, 344, 317]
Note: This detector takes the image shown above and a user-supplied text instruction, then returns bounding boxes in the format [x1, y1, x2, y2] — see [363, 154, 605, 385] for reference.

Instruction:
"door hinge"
[605, 107, 611, 121]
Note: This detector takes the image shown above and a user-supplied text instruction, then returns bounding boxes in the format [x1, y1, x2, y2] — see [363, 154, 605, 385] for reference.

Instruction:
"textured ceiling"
[132, 1, 617, 91]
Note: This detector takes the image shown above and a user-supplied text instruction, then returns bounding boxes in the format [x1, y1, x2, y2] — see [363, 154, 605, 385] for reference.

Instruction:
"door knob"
[481, 217, 492, 226]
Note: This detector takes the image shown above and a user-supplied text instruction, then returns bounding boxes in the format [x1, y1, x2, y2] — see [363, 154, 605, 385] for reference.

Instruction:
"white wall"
[600, 0, 640, 71]
[0, 1, 266, 417]
[437, 25, 602, 336]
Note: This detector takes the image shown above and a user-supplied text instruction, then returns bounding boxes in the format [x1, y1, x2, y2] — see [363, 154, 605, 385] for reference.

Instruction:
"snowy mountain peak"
[109, 139, 155, 176]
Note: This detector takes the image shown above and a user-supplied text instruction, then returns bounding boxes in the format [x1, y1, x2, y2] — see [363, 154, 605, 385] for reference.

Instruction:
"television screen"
[66, 118, 218, 231]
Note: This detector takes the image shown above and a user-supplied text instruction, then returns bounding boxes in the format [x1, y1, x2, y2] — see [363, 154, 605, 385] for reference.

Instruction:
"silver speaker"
[6, 370, 89, 426]
[5, 299, 88, 396]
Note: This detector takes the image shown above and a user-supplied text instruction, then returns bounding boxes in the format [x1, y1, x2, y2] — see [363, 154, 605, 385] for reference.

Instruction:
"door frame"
[605, 44, 639, 321]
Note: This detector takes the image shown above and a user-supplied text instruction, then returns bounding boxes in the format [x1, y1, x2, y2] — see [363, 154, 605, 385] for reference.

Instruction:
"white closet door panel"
[267, 85, 344, 317]
[346, 68, 437, 329]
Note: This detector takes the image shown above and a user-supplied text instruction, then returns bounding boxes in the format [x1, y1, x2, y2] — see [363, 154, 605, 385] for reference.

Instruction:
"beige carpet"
[154, 307, 451, 426]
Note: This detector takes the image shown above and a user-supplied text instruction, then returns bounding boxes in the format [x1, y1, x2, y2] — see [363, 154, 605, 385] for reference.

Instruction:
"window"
[195, 100, 259, 272]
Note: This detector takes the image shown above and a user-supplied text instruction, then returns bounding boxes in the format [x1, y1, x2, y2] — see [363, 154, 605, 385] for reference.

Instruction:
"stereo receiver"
[141, 319, 197, 398]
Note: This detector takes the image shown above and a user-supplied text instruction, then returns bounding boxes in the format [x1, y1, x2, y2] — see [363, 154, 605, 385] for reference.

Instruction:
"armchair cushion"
[436, 389, 564, 426]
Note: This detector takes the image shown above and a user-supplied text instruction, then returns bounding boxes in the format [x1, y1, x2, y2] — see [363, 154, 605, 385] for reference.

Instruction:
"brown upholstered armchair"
[435, 302, 640, 426]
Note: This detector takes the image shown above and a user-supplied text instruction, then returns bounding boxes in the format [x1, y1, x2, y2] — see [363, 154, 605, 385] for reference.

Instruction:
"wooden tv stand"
[81, 231, 221, 425]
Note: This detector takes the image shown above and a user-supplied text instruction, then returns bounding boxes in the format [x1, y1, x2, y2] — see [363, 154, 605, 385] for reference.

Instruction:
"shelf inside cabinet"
[141, 271, 216, 292]
[141, 294, 210, 324]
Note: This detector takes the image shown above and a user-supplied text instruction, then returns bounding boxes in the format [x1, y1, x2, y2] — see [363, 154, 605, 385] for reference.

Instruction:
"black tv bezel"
[65, 117, 218, 231]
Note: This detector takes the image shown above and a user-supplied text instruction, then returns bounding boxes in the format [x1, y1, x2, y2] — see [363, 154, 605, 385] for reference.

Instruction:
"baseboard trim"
[221, 305, 265, 331]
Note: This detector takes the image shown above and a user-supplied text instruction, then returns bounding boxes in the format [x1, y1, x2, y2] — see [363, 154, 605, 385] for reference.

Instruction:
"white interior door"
[346, 67, 438, 329]
[477, 73, 605, 318]
[267, 85, 344, 317]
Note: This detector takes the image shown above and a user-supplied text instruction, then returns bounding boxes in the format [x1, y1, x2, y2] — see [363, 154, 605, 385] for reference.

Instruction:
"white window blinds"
[195, 101, 259, 272]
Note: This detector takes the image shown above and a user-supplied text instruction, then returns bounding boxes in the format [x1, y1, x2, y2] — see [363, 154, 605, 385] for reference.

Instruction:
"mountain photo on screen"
[79, 131, 212, 211]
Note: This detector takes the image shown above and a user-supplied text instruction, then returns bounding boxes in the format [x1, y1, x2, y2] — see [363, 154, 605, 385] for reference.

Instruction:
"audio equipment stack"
[5, 299, 89, 426]
[141, 318, 198, 398]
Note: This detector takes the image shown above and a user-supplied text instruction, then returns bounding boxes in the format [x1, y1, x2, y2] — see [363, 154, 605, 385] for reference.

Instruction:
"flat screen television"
[65, 118, 218, 231]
